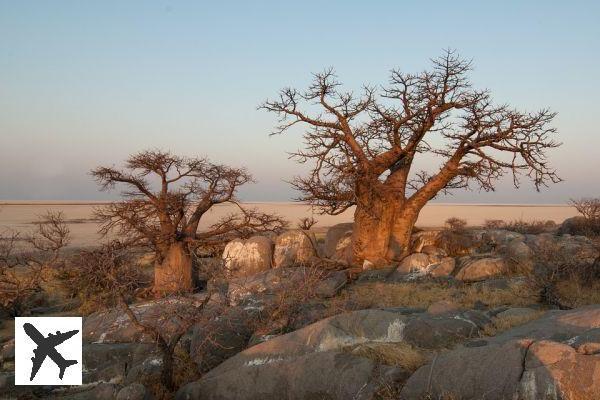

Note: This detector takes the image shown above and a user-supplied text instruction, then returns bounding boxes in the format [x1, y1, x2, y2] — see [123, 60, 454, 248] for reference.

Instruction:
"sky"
[1, 1, 599, 203]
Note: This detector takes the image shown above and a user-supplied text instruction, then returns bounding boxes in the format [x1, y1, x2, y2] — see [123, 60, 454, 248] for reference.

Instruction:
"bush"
[444, 217, 467, 232]
[525, 241, 600, 309]
[502, 219, 555, 234]
[58, 243, 150, 313]
[570, 197, 600, 220]
[561, 197, 600, 237]
[483, 219, 505, 229]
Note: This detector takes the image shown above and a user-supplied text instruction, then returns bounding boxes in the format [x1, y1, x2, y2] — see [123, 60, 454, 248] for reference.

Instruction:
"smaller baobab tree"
[262, 50, 561, 266]
[92, 150, 287, 294]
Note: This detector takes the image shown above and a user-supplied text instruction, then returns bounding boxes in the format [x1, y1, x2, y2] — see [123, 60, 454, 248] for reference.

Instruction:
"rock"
[402, 311, 488, 349]
[124, 355, 163, 385]
[402, 305, 600, 400]
[429, 257, 456, 277]
[83, 295, 210, 343]
[401, 339, 531, 400]
[314, 270, 347, 298]
[396, 253, 431, 274]
[421, 245, 447, 258]
[83, 343, 158, 384]
[482, 229, 525, 247]
[0, 339, 14, 364]
[323, 223, 353, 259]
[517, 340, 600, 399]
[558, 216, 589, 235]
[273, 230, 318, 268]
[569, 328, 600, 355]
[455, 257, 508, 282]
[176, 351, 405, 400]
[202, 308, 486, 379]
[502, 239, 534, 271]
[427, 300, 462, 315]
[189, 307, 253, 372]
[410, 230, 443, 249]
[222, 236, 273, 278]
[330, 231, 353, 264]
[495, 307, 539, 320]
[490, 305, 600, 344]
[0, 373, 15, 396]
[205, 309, 409, 376]
[116, 383, 152, 400]
[61, 383, 120, 400]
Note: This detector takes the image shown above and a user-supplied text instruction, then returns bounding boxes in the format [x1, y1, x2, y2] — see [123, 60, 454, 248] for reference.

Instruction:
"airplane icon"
[23, 322, 79, 381]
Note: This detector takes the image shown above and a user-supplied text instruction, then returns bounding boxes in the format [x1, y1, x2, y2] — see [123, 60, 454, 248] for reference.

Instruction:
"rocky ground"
[1, 219, 600, 399]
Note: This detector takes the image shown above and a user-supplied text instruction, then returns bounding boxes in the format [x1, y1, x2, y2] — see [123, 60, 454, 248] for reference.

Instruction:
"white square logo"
[14, 317, 82, 386]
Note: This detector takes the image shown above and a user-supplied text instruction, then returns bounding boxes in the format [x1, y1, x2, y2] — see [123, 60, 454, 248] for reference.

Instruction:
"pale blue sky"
[1, 1, 599, 203]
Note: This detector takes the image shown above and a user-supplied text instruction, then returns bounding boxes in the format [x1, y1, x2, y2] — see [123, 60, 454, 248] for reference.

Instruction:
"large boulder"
[323, 223, 354, 263]
[116, 383, 153, 400]
[273, 229, 318, 268]
[222, 236, 273, 278]
[518, 340, 600, 399]
[83, 342, 158, 384]
[524, 232, 599, 265]
[455, 257, 509, 282]
[402, 305, 600, 400]
[193, 308, 485, 378]
[176, 351, 404, 400]
[558, 216, 589, 235]
[429, 257, 456, 277]
[395, 253, 431, 274]
[177, 307, 488, 400]
[189, 307, 253, 372]
[83, 295, 211, 344]
[501, 238, 534, 271]
[402, 339, 531, 400]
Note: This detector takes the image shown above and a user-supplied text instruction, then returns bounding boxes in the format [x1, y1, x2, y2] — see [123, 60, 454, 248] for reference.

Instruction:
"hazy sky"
[1, 1, 599, 203]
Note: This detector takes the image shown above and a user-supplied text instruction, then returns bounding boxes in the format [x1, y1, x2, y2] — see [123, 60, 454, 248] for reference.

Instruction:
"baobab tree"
[92, 150, 287, 294]
[262, 51, 560, 266]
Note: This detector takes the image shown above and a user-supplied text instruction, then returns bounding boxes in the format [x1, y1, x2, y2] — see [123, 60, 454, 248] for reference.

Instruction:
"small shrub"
[502, 219, 554, 234]
[483, 219, 506, 229]
[570, 197, 600, 220]
[444, 217, 467, 232]
[524, 241, 600, 309]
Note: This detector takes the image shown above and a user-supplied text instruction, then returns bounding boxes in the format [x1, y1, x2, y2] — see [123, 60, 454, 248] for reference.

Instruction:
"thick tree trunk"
[352, 184, 420, 267]
[154, 241, 193, 294]
[388, 207, 419, 260]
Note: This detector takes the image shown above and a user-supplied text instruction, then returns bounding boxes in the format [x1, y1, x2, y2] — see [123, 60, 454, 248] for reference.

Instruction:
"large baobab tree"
[262, 51, 560, 266]
[92, 150, 287, 294]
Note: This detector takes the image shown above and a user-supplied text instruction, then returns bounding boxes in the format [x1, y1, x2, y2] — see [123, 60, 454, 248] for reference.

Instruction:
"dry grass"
[346, 342, 427, 372]
[556, 280, 600, 308]
[326, 281, 536, 314]
[481, 310, 545, 336]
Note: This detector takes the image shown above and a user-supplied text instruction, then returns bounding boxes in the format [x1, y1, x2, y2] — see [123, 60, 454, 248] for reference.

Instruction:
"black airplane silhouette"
[23, 322, 79, 381]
